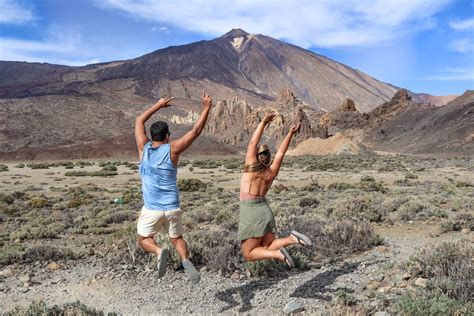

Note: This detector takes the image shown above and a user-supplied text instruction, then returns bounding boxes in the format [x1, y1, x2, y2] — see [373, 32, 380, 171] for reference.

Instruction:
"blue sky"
[0, 0, 473, 95]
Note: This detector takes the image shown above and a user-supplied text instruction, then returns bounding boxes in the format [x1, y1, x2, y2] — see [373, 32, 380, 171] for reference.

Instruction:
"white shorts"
[136, 206, 183, 238]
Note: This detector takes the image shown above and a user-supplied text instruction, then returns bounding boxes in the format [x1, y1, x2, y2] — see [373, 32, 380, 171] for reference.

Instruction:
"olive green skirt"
[237, 198, 276, 241]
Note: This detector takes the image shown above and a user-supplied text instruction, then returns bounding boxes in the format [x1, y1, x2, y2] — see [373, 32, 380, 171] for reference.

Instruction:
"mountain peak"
[220, 28, 249, 38]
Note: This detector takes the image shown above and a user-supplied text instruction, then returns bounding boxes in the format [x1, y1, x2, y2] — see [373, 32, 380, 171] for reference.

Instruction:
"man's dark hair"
[150, 121, 169, 141]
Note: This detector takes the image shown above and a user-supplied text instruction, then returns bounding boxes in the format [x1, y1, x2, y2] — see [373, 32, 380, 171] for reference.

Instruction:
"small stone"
[21, 287, 29, 293]
[374, 312, 391, 316]
[415, 277, 428, 287]
[0, 268, 13, 277]
[283, 301, 304, 314]
[230, 272, 240, 280]
[308, 262, 322, 269]
[397, 281, 407, 288]
[366, 280, 381, 290]
[18, 274, 31, 283]
[401, 272, 411, 280]
[378, 286, 391, 293]
[461, 228, 470, 234]
[200, 266, 208, 273]
[47, 262, 61, 270]
[372, 274, 384, 282]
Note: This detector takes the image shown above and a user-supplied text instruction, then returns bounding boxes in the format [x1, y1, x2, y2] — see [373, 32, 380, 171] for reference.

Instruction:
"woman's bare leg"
[261, 232, 298, 250]
[241, 237, 284, 262]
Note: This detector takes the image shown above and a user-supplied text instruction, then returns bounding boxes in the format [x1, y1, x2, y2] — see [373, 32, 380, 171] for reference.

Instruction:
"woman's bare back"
[240, 169, 275, 199]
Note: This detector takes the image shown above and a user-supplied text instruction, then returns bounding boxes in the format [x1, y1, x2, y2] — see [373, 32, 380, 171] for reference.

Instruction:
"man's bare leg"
[137, 235, 162, 255]
[171, 236, 189, 260]
[171, 235, 200, 283]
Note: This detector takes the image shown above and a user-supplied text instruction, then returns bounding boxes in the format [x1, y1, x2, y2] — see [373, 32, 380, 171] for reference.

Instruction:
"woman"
[238, 112, 312, 268]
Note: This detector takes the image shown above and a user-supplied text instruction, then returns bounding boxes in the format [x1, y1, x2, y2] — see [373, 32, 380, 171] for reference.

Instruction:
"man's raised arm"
[171, 92, 213, 159]
[135, 97, 174, 153]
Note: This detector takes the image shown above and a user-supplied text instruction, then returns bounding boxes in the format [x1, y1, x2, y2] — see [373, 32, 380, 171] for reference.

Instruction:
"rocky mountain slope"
[0, 29, 468, 159]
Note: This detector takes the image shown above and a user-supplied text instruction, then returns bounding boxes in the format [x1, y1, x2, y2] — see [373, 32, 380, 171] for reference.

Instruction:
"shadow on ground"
[215, 273, 290, 312]
[290, 261, 360, 300]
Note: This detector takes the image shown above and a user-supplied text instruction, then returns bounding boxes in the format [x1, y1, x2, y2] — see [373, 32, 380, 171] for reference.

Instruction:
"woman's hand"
[262, 112, 276, 125]
[289, 121, 301, 134]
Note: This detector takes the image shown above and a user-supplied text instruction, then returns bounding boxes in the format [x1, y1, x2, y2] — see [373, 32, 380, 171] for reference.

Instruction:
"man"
[134, 92, 213, 283]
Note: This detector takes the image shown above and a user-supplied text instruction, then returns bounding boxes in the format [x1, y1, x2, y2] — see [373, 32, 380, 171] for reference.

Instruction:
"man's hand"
[289, 121, 302, 134]
[155, 97, 175, 108]
[202, 91, 212, 108]
[262, 112, 276, 125]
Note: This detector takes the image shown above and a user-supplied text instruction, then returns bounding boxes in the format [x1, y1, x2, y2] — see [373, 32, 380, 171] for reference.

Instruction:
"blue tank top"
[140, 142, 180, 210]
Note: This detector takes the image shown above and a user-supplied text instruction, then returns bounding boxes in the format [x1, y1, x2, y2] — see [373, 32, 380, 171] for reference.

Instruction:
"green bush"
[27, 162, 50, 169]
[330, 193, 386, 222]
[102, 164, 118, 172]
[177, 179, 207, 192]
[191, 159, 221, 169]
[15, 163, 25, 168]
[299, 197, 319, 208]
[29, 197, 50, 208]
[65, 170, 117, 177]
[0, 164, 9, 172]
[328, 182, 356, 190]
[397, 290, 471, 316]
[405, 241, 473, 302]
[398, 198, 447, 220]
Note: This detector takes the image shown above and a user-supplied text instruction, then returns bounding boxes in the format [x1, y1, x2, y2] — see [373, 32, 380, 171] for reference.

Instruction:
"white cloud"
[449, 18, 474, 31]
[424, 68, 474, 81]
[151, 26, 168, 32]
[0, 36, 101, 66]
[97, 0, 451, 48]
[0, 0, 35, 24]
[449, 38, 474, 53]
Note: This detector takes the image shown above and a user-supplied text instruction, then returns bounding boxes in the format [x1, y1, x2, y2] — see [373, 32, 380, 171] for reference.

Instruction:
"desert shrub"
[440, 213, 474, 233]
[397, 290, 472, 316]
[306, 161, 336, 171]
[451, 196, 474, 212]
[221, 158, 242, 170]
[335, 290, 357, 307]
[0, 164, 9, 172]
[272, 184, 289, 194]
[15, 163, 25, 168]
[299, 197, 319, 208]
[102, 164, 117, 172]
[21, 245, 76, 263]
[67, 197, 92, 208]
[27, 162, 50, 169]
[105, 211, 136, 224]
[330, 193, 386, 222]
[327, 182, 356, 191]
[74, 161, 93, 167]
[0, 193, 14, 204]
[382, 196, 410, 212]
[398, 198, 447, 220]
[178, 159, 189, 167]
[5, 300, 117, 316]
[177, 179, 207, 192]
[191, 159, 221, 169]
[360, 175, 375, 182]
[0, 244, 26, 266]
[440, 221, 462, 233]
[65, 170, 117, 177]
[405, 173, 419, 179]
[455, 181, 473, 188]
[29, 197, 50, 208]
[246, 260, 283, 277]
[122, 188, 141, 203]
[405, 241, 473, 302]
[279, 217, 381, 260]
[301, 178, 324, 191]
